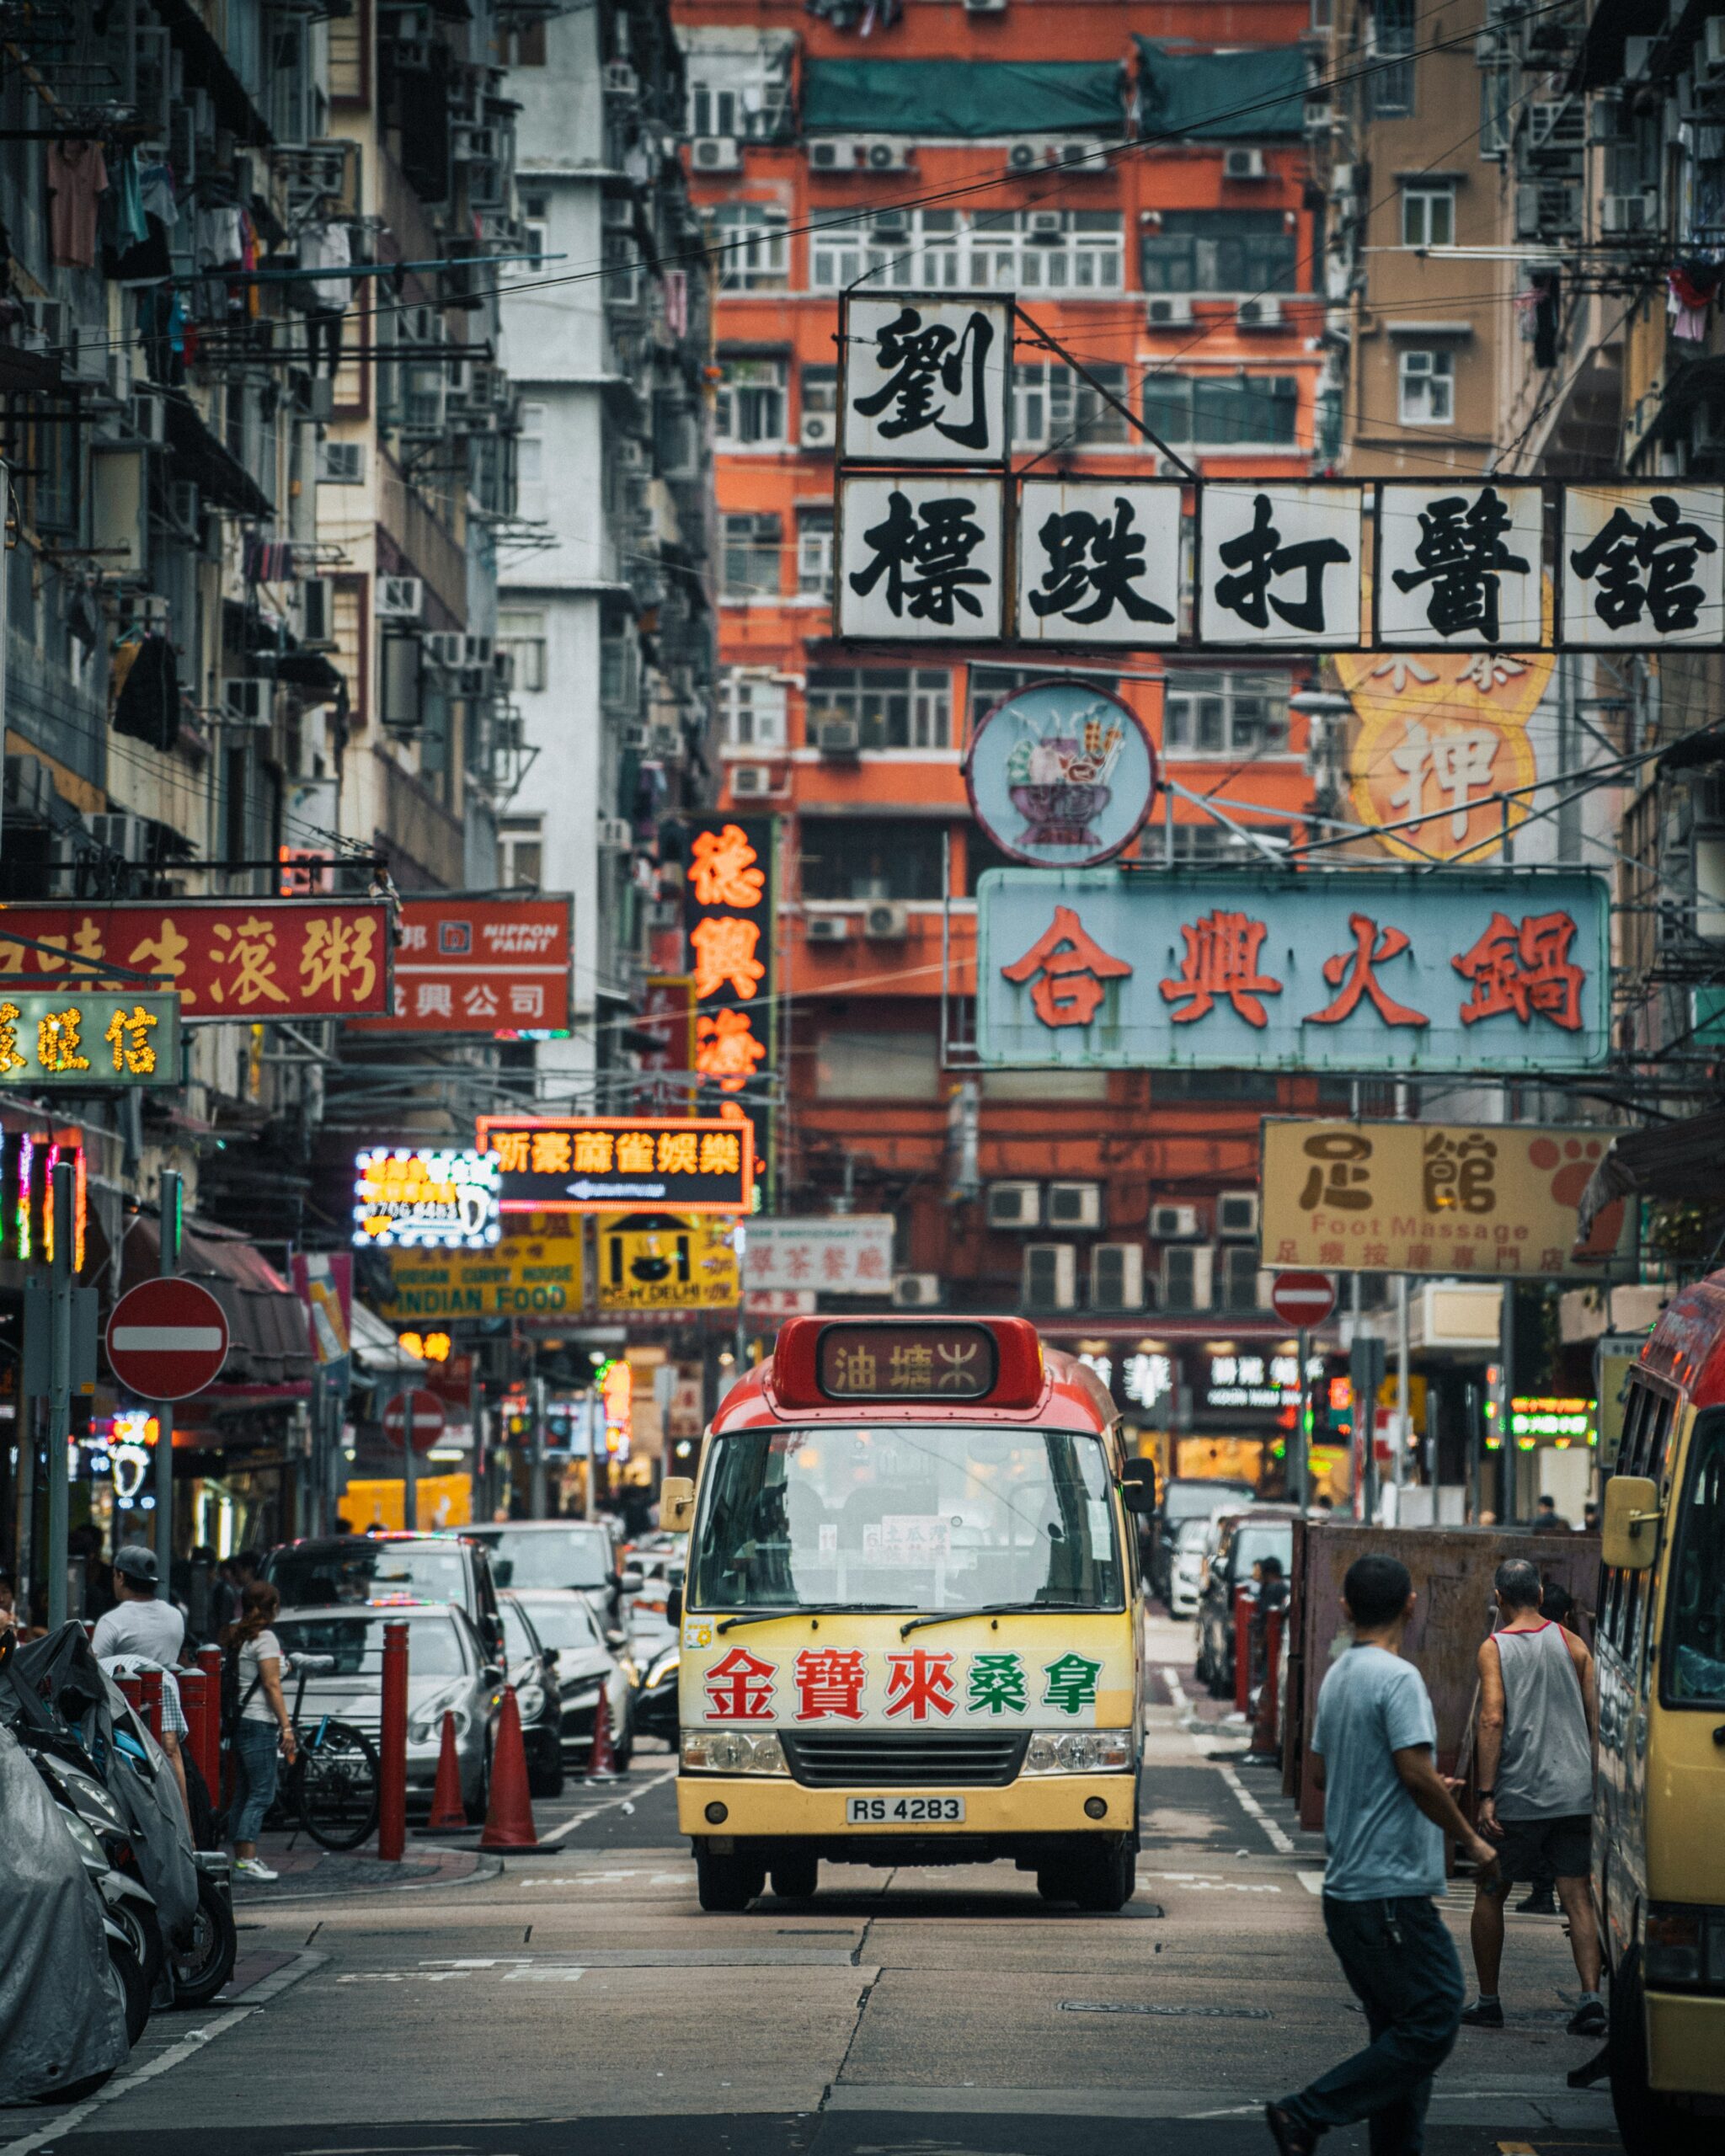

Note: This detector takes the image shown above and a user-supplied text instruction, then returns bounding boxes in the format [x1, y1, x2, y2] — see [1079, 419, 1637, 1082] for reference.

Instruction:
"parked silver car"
[507, 1589, 634, 1770]
[458, 1522, 640, 1633]
[273, 1604, 504, 1817]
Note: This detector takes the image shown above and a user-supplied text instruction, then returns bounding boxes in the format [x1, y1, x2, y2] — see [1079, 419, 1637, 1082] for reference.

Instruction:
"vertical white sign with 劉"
[836, 473, 1007, 642]
[839, 294, 1013, 465]
[1197, 483, 1364, 648]
[1375, 482, 1546, 648]
[1561, 484, 1725, 647]
[1014, 479, 1184, 645]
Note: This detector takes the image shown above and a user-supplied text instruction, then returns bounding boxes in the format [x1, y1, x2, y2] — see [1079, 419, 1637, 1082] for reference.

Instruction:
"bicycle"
[273, 1653, 381, 1851]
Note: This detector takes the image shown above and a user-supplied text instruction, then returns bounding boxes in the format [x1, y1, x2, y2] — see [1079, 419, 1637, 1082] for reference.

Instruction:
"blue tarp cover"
[1135, 40, 1308, 141]
[802, 59, 1124, 139]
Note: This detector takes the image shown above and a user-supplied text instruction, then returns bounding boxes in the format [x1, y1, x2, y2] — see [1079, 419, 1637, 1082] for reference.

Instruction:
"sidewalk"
[232, 1830, 500, 1902]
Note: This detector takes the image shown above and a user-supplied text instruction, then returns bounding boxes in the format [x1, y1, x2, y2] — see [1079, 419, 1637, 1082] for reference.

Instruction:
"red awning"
[119, 1216, 314, 1402]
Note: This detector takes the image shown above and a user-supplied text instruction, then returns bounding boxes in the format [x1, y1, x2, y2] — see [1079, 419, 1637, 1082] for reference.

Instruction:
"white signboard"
[1015, 479, 1183, 646]
[1197, 483, 1363, 648]
[839, 294, 1012, 466]
[1561, 484, 1725, 648]
[744, 1214, 895, 1296]
[1376, 482, 1545, 648]
[836, 473, 1006, 641]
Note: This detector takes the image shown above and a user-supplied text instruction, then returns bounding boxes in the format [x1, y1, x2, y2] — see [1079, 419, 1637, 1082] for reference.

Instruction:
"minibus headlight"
[1644, 1904, 1725, 1988]
[1023, 1729, 1135, 1774]
[681, 1730, 789, 1776]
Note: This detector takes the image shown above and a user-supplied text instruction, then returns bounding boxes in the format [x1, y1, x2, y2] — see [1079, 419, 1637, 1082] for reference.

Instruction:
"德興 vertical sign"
[682, 817, 775, 1180]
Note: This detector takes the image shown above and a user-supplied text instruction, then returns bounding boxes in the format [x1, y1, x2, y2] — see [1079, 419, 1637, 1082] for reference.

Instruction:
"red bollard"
[137, 1668, 163, 1742]
[378, 1619, 409, 1861]
[179, 1668, 209, 1781]
[1233, 1590, 1253, 1716]
[1251, 1608, 1284, 1757]
[115, 1674, 143, 1723]
[197, 1646, 223, 1790]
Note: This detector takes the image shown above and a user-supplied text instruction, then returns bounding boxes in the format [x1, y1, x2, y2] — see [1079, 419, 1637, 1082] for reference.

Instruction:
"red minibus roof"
[1640, 1269, 1725, 1406]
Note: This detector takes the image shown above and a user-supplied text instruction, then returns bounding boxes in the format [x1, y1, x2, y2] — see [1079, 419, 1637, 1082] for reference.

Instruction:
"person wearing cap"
[90, 1545, 186, 1668]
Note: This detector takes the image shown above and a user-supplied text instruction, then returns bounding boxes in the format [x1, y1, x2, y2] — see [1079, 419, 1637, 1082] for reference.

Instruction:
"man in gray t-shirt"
[89, 1545, 185, 1668]
[1268, 1556, 1497, 2156]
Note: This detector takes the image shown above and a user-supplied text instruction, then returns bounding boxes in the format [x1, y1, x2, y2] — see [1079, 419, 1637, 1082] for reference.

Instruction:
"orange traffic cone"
[585, 1685, 620, 1783]
[426, 1710, 467, 1832]
[478, 1687, 539, 1850]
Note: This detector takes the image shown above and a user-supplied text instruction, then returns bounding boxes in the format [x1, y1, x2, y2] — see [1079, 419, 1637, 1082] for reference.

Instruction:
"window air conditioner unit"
[1236, 296, 1284, 328]
[1146, 295, 1196, 327]
[1217, 1191, 1260, 1238]
[89, 813, 152, 864]
[692, 136, 741, 172]
[1601, 194, 1648, 234]
[816, 717, 861, 757]
[1045, 141, 1094, 169]
[1151, 1203, 1199, 1240]
[965, 0, 1008, 13]
[1046, 1181, 1102, 1230]
[1023, 1244, 1077, 1314]
[603, 62, 638, 97]
[595, 817, 633, 851]
[424, 630, 464, 669]
[1160, 1244, 1213, 1314]
[1589, 93, 1630, 143]
[301, 576, 334, 645]
[105, 350, 132, 406]
[166, 480, 200, 535]
[66, 323, 107, 387]
[620, 722, 651, 751]
[1223, 147, 1268, 180]
[130, 390, 167, 446]
[800, 412, 836, 449]
[730, 763, 785, 798]
[857, 137, 914, 170]
[1091, 1242, 1144, 1313]
[862, 899, 909, 942]
[805, 913, 851, 943]
[1007, 140, 1041, 172]
[377, 574, 424, 621]
[222, 678, 271, 724]
[987, 1181, 1042, 1230]
[892, 1273, 943, 1308]
[1028, 210, 1064, 233]
[807, 138, 852, 169]
[1330, 163, 1359, 196]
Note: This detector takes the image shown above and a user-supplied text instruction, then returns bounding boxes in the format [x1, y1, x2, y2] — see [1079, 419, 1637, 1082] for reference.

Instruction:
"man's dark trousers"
[1281, 1894, 1465, 2156]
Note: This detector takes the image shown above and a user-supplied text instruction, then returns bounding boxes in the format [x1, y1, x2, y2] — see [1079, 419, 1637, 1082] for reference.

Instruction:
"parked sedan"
[1194, 1508, 1300, 1700]
[507, 1588, 634, 1771]
[1151, 1478, 1257, 1604]
[1167, 1515, 1215, 1619]
[499, 1593, 565, 1799]
[264, 1534, 507, 1667]
[459, 1522, 641, 1633]
[273, 1604, 503, 1817]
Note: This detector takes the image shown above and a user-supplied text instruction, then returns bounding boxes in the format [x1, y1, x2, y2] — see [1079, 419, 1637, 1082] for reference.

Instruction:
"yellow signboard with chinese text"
[1260, 1118, 1634, 1280]
[597, 1213, 740, 1312]
[0, 992, 179, 1086]
[373, 1217, 584, 1322]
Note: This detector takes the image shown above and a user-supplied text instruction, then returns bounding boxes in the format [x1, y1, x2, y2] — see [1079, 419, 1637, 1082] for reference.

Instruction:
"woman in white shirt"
[222, 1582, 296, 1881]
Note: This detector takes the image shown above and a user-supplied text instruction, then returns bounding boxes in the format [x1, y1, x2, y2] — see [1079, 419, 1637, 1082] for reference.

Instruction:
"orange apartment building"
[676, 1, 1344, 1472]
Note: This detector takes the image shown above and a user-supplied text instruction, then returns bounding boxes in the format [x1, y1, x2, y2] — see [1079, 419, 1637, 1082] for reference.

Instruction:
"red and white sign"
[382, 1389, 446, 1454]
[349, 896, 572, 1035]
[106, 1278, 231, 1401]
[1269, 1271, 1338, 1329]
[743, 1288, 817, 1319]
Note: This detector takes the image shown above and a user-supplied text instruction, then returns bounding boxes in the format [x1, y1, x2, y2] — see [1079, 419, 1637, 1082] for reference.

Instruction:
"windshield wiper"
[899, 1602, 1092, 1640]
[713, 1604, 909, 1636]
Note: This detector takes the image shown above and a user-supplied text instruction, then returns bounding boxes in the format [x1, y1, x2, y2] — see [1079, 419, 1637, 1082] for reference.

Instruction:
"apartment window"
[1161, 1246, 1207, 1315]
[1012, 361, 1130, 448]
[1401, 184, 1455, 248]
[604, 230, 643, 306]
[516, 402, 547, 520]
[1218, 1246, 1263, 1314]
[1156, 1070, 1279, 1103]
[1140, 821, 1293, 864]
[969, 210, 1123, 292]
[1140, 211, 1300, 293]
[720, 670, 787, 747]
[1162, 672, 1290, 756]
[521, 193, 550, 267]
[505, 22, 547, 65]
[496, 609, 547, 694]
[968, 664, 1119, 738]
[710, 203, 789, 291]
[722, 513, 782, 600]
[499, 818, 544, 889]
[318, 440, 363, 483]
[1480, 67, 1514, 158]
[809, 207, 962, 292]
[1398, 348, 1455, 424]
[806, 667, 951, 750]
[1142, 372, 1300, 447]
[1370, 0, 1415, 116]
[802, 821, 944, 901]
[815, 1029, 941, 1102]
[797, 506, 834, 599]
[601, 630, 639, 711]
[687, 55, 791, 141]
[801, 365, 838, 419]
[713, 357, 788, 447]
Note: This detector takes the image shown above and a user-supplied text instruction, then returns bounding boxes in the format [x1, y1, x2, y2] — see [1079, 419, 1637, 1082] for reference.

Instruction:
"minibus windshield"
[690, 1425, 1124, 1613]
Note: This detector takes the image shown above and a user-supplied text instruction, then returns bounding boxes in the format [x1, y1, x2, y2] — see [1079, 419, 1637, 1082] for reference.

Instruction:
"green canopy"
[802, 59, 1124, 139]
[1135, 40, 1308, 141]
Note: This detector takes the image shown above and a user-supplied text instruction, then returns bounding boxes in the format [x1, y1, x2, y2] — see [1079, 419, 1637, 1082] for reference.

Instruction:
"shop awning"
[802, 59, 1125, 138]
[349, 1299, 430, 1380]
[1575, 1107, 1725, 1239]
[120, 1217, 314, 1400]
[162, 391, 273, 521]
[1135, 40, 1309, 141]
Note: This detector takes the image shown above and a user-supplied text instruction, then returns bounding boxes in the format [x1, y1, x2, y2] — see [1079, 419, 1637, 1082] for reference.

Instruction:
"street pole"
[530, 1374, 547, 1521]
[401, 1385, 418, 1533]
[583, 1395, 596, 1521]
[1294, 1326, 1309, 1512]
[45, 1161, 72, 1630]
[155, 1171, 179, 1600]
[1498, 1283, 1515, 1523]
[1394, 1274, 1410, 1499]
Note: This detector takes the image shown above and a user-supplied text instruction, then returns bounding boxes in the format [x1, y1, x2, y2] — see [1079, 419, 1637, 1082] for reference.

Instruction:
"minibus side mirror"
[665, 1585, 683, 1630]
[1121, 1478, 1156, 1515]
[660, 1476, 696, 1533]
[1601, 1475, 1662, 1569]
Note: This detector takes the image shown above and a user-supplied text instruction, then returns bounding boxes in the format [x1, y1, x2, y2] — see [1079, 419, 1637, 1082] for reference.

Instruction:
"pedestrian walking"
[1511, 1579, 1583, 1916]
[222, 1581, 297, 1882]
[1461, 1556, 1603, 2035]
[1530, 1494, 1570, 1535]
[1267, 1554, 1498, 2156]
[90, 1544, 186, 1666]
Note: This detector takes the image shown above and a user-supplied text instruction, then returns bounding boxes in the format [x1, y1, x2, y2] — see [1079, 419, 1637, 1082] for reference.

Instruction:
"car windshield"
[691, 1425, 1124, 1613]
[1233, 1523, 1294, 1577]
[465, 1526, 612, 1590]
[275, 1612, 468, 1678]
[515, 1595, 605, 1652]
[1177, 1518, 1213, 1552]
[499, 1598, 542, 1662]
[267, 1543, 471, 1610]
[1164, 1481, 1254, 1525]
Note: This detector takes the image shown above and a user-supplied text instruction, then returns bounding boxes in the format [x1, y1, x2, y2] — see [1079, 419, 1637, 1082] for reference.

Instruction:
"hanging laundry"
[112, 149, 148, 251]
[297, 217, 352, 309]
[196, 204, 244, 268]
[108, 213, 173, 286]
[111, 632, 179, 753]
[47, 139, 108, 269]
[139, 162, 179, 229]
[243, 536, 296, 584]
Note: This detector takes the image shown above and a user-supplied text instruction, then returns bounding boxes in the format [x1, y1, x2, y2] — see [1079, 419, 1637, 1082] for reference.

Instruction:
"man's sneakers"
[1460, 1996, 1505, 2029]
[1264, 2103, 1320, 2156]
[233, 1855, 279, 1881]
[1567, 1996, 1608, 2038]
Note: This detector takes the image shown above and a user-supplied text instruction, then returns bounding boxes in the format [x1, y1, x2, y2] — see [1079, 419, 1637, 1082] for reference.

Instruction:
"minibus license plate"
[845, 1796, 964, 1824]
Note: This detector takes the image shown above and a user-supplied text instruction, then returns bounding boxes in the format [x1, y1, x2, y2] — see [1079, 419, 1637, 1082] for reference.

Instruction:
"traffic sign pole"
[1295, 1326, 1309, 1513]
[401, 1386, 417, 1533]
[155, 1171, 179, 1602]
[45, 1161, 73, 1631]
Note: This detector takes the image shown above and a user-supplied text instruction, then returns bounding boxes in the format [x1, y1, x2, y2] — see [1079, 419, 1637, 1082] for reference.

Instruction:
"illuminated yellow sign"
[596, 1214, 740, 1311]
[0, 993, 177, 1086]
[351, 1149, 501, 1249]
[373, 1219, 584, 1321]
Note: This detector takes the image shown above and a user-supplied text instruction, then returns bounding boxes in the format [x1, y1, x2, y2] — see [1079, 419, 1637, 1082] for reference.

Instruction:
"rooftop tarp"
[802, 60, 1124, 139]
[1135, 40, 1309, 141]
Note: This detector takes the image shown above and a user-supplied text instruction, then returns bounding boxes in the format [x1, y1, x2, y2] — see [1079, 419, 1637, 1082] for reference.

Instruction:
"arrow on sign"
[566, 1179, 668, 1200]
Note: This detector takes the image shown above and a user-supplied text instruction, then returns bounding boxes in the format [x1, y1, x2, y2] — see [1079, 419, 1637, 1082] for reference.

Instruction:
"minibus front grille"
[782, 1731, 1028, 1788]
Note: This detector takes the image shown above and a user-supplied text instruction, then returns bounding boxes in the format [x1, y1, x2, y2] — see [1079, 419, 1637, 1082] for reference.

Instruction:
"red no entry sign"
[382, 1389, 446, 1455]
[106, 1278, 230, 1401]
[1269, 1271, 1338, 1328]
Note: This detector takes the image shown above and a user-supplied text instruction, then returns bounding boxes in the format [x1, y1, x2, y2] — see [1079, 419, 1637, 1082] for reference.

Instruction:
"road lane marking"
[537, 1762, 677, 1844]
[1299, 1869, 1327, 1895]
[1215, 1759, 1296, 1853]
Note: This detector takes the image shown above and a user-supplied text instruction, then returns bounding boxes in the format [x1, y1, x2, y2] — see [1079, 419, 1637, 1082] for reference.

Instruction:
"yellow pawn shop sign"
[597, 1212, 740, 1313]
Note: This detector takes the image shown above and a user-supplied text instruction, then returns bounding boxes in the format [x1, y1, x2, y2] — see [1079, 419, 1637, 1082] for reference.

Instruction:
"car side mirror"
[482, 1663, 505, 1684]
[666, 1585, 683, 1630]
[619, 1569, 644, 1594]
[606, 1629, 628, 1651]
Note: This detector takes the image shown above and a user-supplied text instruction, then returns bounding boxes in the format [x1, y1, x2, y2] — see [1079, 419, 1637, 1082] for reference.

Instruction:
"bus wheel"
[1609, 1948, 1708, 2156]
[696, 1847, 766, 1913]
[1038, 1839, 1136, 1913]
[771, 1854, 819, 1899]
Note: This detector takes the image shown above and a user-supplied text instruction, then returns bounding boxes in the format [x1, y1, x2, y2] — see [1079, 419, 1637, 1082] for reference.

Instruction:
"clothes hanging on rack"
[139, 162, 178, 229]
[111, 150, 147, 251]
[47, 140, 109, 268]
[111, 632, 179, 753]
[296, 219, 351, 309]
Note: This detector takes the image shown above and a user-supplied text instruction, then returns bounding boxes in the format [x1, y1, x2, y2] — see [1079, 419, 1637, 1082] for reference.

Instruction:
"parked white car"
[1167, 1516, 1214, 1617]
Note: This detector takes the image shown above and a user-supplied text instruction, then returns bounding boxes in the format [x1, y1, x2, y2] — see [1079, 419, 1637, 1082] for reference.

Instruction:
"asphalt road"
[4, 1612, 1621, 2156]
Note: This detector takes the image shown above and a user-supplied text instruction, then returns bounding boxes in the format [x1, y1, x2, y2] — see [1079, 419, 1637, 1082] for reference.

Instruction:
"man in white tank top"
[1461, 1556, 1603, 2036]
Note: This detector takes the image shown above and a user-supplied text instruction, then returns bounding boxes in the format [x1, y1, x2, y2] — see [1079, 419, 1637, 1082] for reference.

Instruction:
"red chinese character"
[883, 1648, 958, 1721]
[1318, 1241, 1345, 1264]
[1451, 1245, 1477, 1270]
[794, 1648, 867, 1721]
[1000, 905, 1132, 1027]
[1159, 911, 1282, 1027]
[702, 1646, 777, 1722]
[1407, 1243, 1432, 1269]
[1452, 910, 1583, 1032]
[1364, 1244, 1389, 1267]
[1539, 1246, 1564, 1273]
[1305, 915, 1429, 1028]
